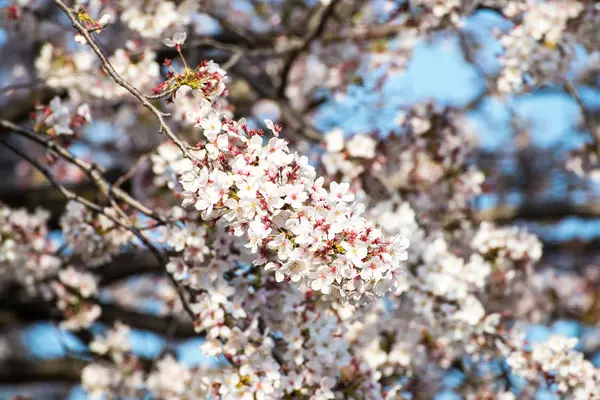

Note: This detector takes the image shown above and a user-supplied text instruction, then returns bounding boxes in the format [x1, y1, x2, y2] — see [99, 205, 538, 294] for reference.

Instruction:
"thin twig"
[144, 86, 178, 100]
[0, 138, 123, 226]
[0, 119, 166, 223]
[206, 11, 257, 48]
[0, 80, 47, 94]
[457, 29, 496, 111]
[147, 308, 181, 377]
[277, 0, 340, 97]
[1, 136, 195, 321]
[53, 0, 192, 160]
[564, 80, 600, 155]
[113, 154, 149, 189]
[222, 51, 243, 71]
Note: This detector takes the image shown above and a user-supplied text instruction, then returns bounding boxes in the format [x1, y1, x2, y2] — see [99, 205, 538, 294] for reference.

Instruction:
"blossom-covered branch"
[2, 0, 600, 398]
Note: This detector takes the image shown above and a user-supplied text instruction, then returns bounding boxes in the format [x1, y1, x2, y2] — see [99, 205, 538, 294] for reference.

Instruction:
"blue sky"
[2, 7, 600, 399]
[316, 9, 598, 151]
[316, 8, 600, 244]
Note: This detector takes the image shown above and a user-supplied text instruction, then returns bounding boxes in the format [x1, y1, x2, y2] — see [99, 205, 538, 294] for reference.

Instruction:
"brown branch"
[96, 251, 163, 285]
[0, 134, 195, 324]
[475, 200, 600, 223]
[564, 80, 600, 155]
[277, 0, 340, 97]
[148, 309, 182, 374]
[0, 138, 125, 222]
[0, 349, 192, 385]
[0, 167, 125, 228]
[0, 291, 196, 338]
[0, 80, 48, 94]
[53, 0, 192, 160]
[163, 21, 423, 67]
[0, 89, 57, 126]
[113, 155, 149, 189]
[0, 358, 85, 383]
[0, 120, 166, 224]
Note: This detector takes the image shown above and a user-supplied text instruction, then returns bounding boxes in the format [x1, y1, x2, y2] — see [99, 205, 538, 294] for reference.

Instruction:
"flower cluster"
[171, 116, 410, 302]
[157, 215, 391, 398]
[89, 321, 132, 363]
[146, 355, 194, 398]
[151, 141, 194, 189]
[33, 96, 91, 137]
[73, 8, 112, 43]
[362, 201, 510, 371]
[411, 0, 466, 28]
[81, 363, 122, 400]
[392, 103, 479, 189]
[51, 266, 101, 330]
[119, 0, 196, 38]
[322, 128, 378, 180]
[409, 238, 503, 357]
[162, 223, 210, 280]
[158, 214, 252, 335]
[533, 269, 596, 319]
[82, 322, 144, 399]
[3, 1, 24, 20]
[520, 1, 583, 46]
[504, 334, 600, 397]
[572, 3, 600, 52]
[566, 143, 600, 181]
[60, 201, 132, 266]
[82, 322, 217, 399]
[7, 2, 600, 398]
[0, 204, 61, 288]
[204, 322, 285, 398]
[472, 222, 542, 270]
[211, 279, 385, 399]
[417, 237, 491, 303]
[36, 42, 160, 101]
[379, 103, 484, 230]
[367, 200, 425, 263]
[497, 1, 583, 93]
[152, 57, 228, 104]
[407, 1, 513, 32]
[168, 87, 232, 128]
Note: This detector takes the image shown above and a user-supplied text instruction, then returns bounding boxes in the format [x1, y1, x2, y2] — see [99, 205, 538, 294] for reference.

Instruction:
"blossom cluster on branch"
[1, 0, 600, 398]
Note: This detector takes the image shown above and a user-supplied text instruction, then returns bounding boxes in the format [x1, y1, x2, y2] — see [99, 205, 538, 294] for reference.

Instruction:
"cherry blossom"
[3, 1, 600, 399]
[163, 31, 187, 48]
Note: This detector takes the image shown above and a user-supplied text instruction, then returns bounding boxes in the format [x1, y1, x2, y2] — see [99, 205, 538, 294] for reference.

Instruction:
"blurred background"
[0, 0, 599, 398]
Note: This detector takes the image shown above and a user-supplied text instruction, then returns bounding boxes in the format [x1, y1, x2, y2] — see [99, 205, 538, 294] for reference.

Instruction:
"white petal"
[173, 31, 187, 45]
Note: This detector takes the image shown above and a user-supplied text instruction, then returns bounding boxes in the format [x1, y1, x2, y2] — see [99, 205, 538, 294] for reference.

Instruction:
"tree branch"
[277, 0, 340, 97]
[0, 291, 196, 338]
[0, 120, 166, 224]
[475, 200, 600, 223]
[0, 134, 196, 325]
[564, 80, 600, 155]
[96, 251, 164, 285]
[0, 166, 126, 228]
[0, 358, 85, 383]
[53, 0, 192, 160]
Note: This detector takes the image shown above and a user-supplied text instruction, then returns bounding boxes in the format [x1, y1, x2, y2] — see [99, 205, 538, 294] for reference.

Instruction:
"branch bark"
[0, 358, 85, 383]
[1, 116, 166, 224]
[0, 292, 196, 338]
[474, 200, 600, 223]
[564, 80, 600, 155]
[278, 0, 340, 97]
